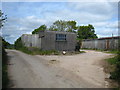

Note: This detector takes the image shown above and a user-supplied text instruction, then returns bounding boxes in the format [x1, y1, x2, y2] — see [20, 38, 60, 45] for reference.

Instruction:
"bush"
[14, 38, 59, 55]
[2, 44, 9, 88]
[107, 51, 120, 86]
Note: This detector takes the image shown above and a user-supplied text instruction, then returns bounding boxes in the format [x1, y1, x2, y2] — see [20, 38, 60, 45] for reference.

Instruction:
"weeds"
[82, 48, 118, 54]
[106, 53, 120, 87]
[2, 47, 9, 88]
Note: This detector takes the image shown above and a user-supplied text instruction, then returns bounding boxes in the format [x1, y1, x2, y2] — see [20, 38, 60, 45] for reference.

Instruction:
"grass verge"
[16, 46, 85, 55]
[16, 47, 60, 55]
[2, 48, 9, 88]
[82, 48, 118, 54]
[104, 55, 120, 88]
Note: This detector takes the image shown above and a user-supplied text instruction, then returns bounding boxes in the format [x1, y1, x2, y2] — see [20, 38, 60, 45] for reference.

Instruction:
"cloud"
[2, 0, 120, 2]
[91, 21, 118, 28]
[2, 2, 118, 44]
[2, 16, 48, 43]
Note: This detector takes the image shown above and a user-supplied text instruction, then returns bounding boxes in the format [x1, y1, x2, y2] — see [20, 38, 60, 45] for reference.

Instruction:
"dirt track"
[6, 49, 113, 88]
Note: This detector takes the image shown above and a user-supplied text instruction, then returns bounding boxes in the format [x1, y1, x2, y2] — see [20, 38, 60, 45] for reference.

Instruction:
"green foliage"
[31, 20, 97, 40]
[49, 20, 77, 32]
[30, 48, 59, 55]
[77, 24, 98, 39]
[0, 9, 9, 87]
[0, 10, 7, 28]
[14, 38, 59, 55]
[2, 38, 11, 49]
[106, 51, 120, 83]
[14, 37, 32, 54]
[105, 50, 119, 54]
[32, 25, 47, 34]
[106, 56, 118, 65]
[1, 37, 9, 88]
[14, 37, 23, 49]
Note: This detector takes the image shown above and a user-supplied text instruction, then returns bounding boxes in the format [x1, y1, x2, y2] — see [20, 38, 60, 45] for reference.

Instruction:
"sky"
[1, 0, 119, 44]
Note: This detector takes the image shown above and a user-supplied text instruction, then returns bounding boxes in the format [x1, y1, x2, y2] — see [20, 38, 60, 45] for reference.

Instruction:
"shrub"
[108, 51, 120, 86]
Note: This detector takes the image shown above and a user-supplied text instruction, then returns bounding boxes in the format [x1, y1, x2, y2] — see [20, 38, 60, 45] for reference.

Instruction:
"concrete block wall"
[21, 34, 41, 48]
[41, 31, 56, 50]
[21, 31, 77, 51]
[41, 31, 77, 51]
[31, 34, 41, 48]
[21, 34, 32, 47]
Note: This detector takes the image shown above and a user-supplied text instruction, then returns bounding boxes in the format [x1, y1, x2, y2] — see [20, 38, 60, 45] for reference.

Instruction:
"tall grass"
[2, 47, 9, 88]
[106, 52, 120, 87]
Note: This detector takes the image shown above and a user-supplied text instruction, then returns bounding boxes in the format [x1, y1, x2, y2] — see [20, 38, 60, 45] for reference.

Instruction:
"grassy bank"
[14, 37, 85, 55]
[16, 46, 85, 55]
[18, 46, 60, 55]
[81, 48, 118, 54]
[2, 48, 9, 88]
[105, 54, 120, 88]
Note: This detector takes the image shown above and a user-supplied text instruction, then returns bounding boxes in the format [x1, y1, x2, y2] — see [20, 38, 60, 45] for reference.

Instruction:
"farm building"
[21, 30, 77, 51]
[81, 36, 119, 50]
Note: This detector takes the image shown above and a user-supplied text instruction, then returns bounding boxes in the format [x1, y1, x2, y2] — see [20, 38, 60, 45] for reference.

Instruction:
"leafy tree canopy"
[31, 20, 97, 39]
[2, 38, 10, 48]
[49, 20, 77, 32]
[0, 10, 7, 29]
[32, 24, 47, 34]
[77, 24, 98, 39]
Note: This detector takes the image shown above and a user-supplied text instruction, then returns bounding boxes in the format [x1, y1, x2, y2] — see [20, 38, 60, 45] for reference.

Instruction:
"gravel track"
[6, 49, 113, 88]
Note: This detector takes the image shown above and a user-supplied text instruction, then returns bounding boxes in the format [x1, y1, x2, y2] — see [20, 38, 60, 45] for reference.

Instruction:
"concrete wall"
[21, 34, 41, 48]
[21, 31, 77, 51]
[40, 31, 77, 51]
[40, 31, 56, 50]
[82, 38, 118, 50]
[21, 34, 32, 47]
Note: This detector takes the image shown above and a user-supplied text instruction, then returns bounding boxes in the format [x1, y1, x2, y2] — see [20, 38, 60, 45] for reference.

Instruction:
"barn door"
[106, 40, 109, 50]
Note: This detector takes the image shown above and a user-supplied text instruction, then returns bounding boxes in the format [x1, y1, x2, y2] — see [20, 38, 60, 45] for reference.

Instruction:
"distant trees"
[32, 25, 47, 34]
[32, 20, 98, 39]
[2, 38, 10, 48]
[77, 24, 98, 39]
[49, 20, 77, 32]
[0, 10, 9, 88]
[0, 10, 7, 28]
[14, 37, 23, 50]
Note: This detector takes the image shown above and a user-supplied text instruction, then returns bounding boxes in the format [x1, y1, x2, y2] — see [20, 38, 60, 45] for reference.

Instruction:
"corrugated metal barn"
[81, 36, 119, 50]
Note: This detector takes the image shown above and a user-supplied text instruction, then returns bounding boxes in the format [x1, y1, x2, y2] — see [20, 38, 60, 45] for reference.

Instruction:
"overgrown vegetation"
[105, 51, 120, 87]
[2, 46, 9, 88]
[0, 10, 7, 28]
[77, 24, 98, 39]
[15, 20, 97, 55]
[32, 20, 97, 40]
[32, 24, 47, 34]
[2, 37, 9, 88]
[29, 48, 59, 55]
[14, 37, 32, 54]
[109, 53, 120, 83]
[1, 10, 9, 88]
[49, 20, 77, 32]
[2, 38, 14, 49]
[82, 48, 118, 54]
[14, 37, 85, 55]
[14, 37, 60, 55]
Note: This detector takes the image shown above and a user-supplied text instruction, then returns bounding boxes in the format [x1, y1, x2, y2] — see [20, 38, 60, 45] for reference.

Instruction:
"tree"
[2, 38, 10, 48]
[49, 20, 66, 31]
[0, 10, 9, 88]
[66, 21, 77, 32]
[14, 37, 23, 50]
[77, 24, 98, 39]
[32, 25, 47, 34]
[49, 20, 77, 32]
[0, 10, 7, 29]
